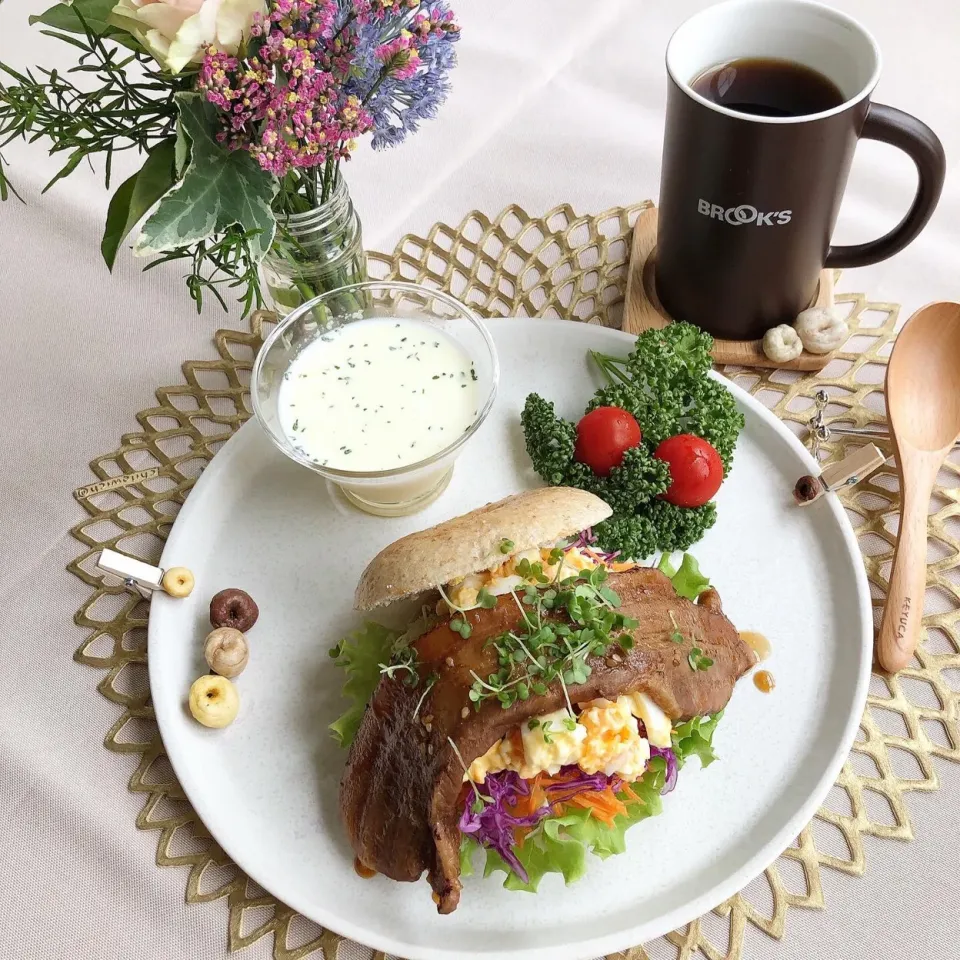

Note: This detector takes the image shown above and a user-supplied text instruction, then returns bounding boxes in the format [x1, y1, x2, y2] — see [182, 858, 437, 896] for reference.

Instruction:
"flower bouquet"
[0, 0, 459, 314]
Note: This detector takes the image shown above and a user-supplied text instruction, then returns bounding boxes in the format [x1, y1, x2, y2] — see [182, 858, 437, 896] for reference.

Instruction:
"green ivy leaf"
[100, 139, 177, 271]
[135, 93, 278, 261]
[174, 119, 190, 178]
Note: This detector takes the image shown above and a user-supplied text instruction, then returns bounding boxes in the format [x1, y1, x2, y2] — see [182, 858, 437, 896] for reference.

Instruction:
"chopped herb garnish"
[499, 538, 515, 554]
[688, 647, 714, 671]
[450, 617, 472, 639]
[467, 565, 638, 711]
[412, 672, 439, 720]
[379, 646, 419, 686]
[476, 586, 498, 609]
[291, 419, 299, 431]
[668, 610, 684, 644]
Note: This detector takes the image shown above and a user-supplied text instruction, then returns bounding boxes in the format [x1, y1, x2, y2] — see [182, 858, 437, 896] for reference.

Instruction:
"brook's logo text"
[698, 199, 792, 226]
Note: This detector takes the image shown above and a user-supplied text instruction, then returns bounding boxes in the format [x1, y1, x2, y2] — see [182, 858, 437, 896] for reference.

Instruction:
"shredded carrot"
[574, 546, 638, 574]
[568, 787, 627, 824]
[504, 766, 637, 830]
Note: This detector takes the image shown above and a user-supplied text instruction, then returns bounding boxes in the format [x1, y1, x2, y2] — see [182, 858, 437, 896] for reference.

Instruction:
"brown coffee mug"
[656, 0, 946, 342]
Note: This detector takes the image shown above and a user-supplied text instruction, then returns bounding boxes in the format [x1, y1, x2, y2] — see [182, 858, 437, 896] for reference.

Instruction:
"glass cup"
[252, 281, 499, 517]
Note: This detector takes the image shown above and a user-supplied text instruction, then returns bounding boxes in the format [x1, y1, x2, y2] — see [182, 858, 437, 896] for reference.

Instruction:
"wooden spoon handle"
[877, 462, 937, 672]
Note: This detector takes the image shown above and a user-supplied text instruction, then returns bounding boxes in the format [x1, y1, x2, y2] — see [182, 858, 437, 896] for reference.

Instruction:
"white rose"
[109, 0, 265, 74]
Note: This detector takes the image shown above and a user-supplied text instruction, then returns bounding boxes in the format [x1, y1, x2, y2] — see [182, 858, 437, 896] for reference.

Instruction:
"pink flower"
[198, 0, 372, 175]
[374, 30, 422, 80]
[413, 5, 459, 38]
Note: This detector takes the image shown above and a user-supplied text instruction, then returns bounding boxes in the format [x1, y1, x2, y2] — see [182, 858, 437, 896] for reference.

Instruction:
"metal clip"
[803, 389, 958, 452]
[794, 443, 886, 506]
[96, 548, 165, 598]
[806, 388, 831, 458]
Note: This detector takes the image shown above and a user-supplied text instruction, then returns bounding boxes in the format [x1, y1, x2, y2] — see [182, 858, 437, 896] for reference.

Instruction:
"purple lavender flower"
[347, 0, 459, 150]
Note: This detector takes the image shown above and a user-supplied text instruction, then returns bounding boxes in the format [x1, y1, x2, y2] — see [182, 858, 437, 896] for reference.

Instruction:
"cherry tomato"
[653, 434, 724, 507]
[574, 407, 642, 477]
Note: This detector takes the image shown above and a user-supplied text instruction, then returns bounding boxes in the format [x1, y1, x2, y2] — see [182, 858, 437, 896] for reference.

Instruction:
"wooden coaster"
[623, 205, 836, 371]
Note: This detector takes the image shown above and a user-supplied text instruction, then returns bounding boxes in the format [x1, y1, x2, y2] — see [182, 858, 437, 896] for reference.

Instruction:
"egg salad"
[446, 545, 634, 611]
[466, 692, 672, 784]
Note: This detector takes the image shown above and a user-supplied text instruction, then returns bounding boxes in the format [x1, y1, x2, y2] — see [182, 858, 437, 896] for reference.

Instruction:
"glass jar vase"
[261, 173, 367, 316]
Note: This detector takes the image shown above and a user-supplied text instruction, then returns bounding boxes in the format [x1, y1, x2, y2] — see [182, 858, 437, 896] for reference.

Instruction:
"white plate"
[149, 318, 871, 960]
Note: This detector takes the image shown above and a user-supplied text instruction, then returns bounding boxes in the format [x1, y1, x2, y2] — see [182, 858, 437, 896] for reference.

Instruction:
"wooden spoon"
[877, 301, 960, 673]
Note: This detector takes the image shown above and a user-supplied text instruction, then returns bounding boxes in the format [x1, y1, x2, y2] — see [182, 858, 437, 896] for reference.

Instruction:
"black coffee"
[690, 57, 844, 118]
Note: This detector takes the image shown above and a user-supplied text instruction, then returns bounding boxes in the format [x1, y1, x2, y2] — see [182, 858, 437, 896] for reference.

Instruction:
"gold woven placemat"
[68, 202, 960, 960]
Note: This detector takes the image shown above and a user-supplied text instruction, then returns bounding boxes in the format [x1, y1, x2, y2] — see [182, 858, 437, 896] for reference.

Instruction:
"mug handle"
[825, 103, 946, 269]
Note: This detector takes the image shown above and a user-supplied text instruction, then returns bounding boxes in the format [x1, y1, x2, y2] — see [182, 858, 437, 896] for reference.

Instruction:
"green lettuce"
[657, 551, 711, 600]
[460, 708, 727, 892]
[328, 622, 399, 748]
[461, 756, 668, 893]
[672, 710, 724, 768]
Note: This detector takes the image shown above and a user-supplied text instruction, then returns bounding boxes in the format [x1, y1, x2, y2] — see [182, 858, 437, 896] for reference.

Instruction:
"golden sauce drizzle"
[740, 631, 771, 662]
[754, 670, 775, 693]
[354, 858, 376, 879]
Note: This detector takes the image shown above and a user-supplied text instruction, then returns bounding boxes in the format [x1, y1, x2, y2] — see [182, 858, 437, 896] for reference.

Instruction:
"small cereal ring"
[188, 674, 239, 728]
[162, 566, 195, 598]
[762, 324, 803, 363]
[210, 588, 259, 632]
[794, 306, 848, 355]
[204, 627, 249, 679]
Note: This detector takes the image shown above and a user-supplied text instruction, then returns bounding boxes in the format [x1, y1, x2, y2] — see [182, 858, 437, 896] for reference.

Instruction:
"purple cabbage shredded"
[458, 771, 551, 882]
[462, 741, 680, 880]
[460, 766, 626, 882]
[540, 768, 622, 804]
[650, 745, 679, 794]
[568, 528, 622, 563]
[570, 526, 596, 548]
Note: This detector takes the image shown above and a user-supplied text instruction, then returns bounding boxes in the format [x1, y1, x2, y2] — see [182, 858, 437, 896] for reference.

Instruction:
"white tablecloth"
[1, 1, 958, 958]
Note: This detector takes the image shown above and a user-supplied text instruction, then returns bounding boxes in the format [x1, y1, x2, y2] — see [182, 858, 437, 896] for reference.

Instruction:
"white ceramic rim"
[251, 281, 501, 481]
[151, 322, 873, 960]
[666, 0, 883, 125]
